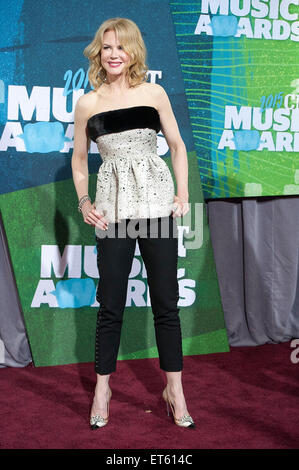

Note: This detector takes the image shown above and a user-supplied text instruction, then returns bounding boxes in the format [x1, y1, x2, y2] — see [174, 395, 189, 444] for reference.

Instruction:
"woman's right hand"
[81, 201, 109, 231]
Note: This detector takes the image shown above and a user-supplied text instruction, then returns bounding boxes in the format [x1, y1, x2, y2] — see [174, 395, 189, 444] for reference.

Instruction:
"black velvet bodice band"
[87, 105, 161, 142]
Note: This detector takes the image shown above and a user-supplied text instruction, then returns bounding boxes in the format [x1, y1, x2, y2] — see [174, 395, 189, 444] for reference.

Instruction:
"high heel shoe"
[162, 387, 195, 428]
[90, 387, 112, 430]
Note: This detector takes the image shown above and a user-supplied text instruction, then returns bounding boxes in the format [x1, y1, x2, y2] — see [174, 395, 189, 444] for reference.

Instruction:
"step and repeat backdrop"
[3, 0, 297, 367]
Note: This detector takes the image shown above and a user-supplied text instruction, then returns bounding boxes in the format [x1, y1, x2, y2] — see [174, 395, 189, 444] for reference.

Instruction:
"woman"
[71, 17, 195, 429]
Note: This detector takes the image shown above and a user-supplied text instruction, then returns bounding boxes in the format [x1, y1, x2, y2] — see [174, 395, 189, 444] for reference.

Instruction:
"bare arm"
[71, 96, 90, 200]
[71, 95, 108, 230]
[154, 84, 189, 217]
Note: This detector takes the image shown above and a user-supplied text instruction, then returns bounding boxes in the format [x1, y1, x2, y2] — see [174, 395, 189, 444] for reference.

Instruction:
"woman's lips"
[108, 62, 122, 67]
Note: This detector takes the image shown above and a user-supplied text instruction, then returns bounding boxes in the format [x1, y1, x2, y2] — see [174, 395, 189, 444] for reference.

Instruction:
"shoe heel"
[162, 386, 195, 428]
[166, 399, 170, 416]
[162, 388, 170, 416]
[90, 387, 112, 430]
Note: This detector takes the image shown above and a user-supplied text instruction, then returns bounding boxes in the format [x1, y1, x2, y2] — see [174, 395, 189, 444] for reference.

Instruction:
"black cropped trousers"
[94, 215, 183, 375]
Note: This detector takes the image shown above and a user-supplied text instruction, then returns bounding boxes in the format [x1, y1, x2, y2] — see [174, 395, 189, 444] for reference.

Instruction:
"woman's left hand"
[172, 195, 189, 218]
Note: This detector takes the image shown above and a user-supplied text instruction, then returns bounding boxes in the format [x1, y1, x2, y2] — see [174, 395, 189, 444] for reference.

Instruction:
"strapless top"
[87, 106, 175, 231]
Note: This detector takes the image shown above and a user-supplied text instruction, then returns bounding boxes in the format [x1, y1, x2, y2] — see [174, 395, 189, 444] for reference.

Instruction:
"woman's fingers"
[172, 202, 180, 217]
[81, 201, 109, 230]
[86, 212, 108, 230]
[90, 208, 109, 230]
[181, 202, 189, 216]
[89, 212, 109, 230]
[172, 198, 190, 218]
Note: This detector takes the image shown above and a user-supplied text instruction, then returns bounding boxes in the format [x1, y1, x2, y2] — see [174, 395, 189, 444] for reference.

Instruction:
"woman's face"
[100, 29, 131, 79]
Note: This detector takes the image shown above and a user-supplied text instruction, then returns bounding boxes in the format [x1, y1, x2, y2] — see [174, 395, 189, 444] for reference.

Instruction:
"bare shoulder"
[74, 90, 100, 123]
[144, 82, 167, 99]
[147, 83, 172, 115]
[139, 82, 169, 112]
[75, 91, 95, 112]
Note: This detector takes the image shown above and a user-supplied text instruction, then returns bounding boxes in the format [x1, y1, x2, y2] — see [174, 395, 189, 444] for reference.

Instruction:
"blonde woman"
[71, 17, 195, 430]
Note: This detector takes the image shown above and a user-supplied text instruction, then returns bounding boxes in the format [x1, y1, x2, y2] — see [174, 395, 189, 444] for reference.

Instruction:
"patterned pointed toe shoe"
[90, 387, 112, 430]
[162, 387, 195, 429]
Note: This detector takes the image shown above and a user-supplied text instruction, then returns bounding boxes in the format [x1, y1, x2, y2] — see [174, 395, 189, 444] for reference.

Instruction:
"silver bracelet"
[78, 195, 91, 213]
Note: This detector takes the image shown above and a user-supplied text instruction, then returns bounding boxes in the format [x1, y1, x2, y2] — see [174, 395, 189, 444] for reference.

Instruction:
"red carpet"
[1, 341, 298, 449]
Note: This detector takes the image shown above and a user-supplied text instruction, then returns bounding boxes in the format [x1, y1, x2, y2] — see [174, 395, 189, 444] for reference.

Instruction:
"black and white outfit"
[87, 105, 183, 375]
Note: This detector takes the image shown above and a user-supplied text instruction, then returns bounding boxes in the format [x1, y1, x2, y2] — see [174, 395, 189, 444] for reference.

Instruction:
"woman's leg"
[137, 215, 183, 372]
[137, 216, 189, 418]
[164, 371, 190, 419]
[95, 222, 136, 374]
[92, 221, 136, 417]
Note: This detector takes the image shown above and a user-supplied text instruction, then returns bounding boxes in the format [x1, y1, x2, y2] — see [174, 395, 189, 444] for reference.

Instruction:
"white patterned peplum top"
[87, 105, 175, 234]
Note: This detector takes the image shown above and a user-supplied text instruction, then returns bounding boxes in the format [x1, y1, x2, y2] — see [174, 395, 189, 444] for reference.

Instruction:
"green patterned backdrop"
[169, 0, 299, 198]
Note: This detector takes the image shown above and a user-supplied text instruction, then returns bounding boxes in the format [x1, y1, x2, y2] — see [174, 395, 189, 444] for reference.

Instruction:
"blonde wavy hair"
[83, 17, 149, 90]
